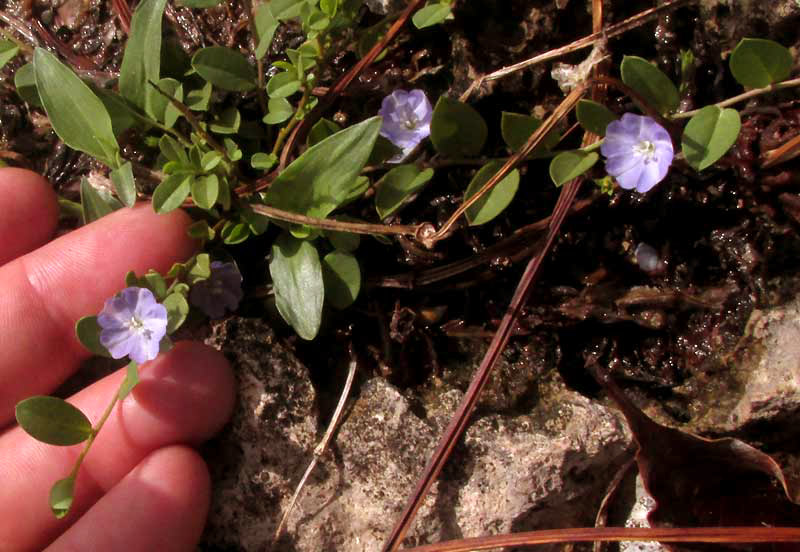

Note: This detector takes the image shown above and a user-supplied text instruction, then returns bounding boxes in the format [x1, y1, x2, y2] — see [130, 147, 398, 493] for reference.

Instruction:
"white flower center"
[633, 140, 656, 162]
[129, 316, 152, 339]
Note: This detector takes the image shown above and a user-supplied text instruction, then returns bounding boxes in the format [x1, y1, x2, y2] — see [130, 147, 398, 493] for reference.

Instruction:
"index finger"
[0, 204, 195, 425]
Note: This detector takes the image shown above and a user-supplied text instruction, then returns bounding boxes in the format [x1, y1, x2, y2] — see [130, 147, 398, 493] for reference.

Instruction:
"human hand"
[0, 168, 235, 551]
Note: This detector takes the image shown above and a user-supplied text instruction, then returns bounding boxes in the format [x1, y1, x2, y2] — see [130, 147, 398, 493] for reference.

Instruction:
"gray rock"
[200, 317, 632, 551]
[363, 0, 405, 16]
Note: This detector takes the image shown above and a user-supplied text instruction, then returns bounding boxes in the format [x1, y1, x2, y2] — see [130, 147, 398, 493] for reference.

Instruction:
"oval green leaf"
[575, 99, 618, 137]
[620, 55, 679, 115]
[464, 160, 520, 226]
[254, 3, 279, 60]
[322, 251, 361, 309]
[681, 105, 741, 171]
[192, 46, 256, 92]
[730, 38, 793, 89]
[153, 174, 191, 213]
[15, 396, 92, 446]
[209, 107, 241, 134]
[34, 48, 120, 167]
[269, 233, 324, 340]
[110, 161, 137, 208]
[14, 63, 42, 107]
[430, 96, 488, 157]
[75, 315, 112, 357]
[375, 164, 434, 220]
[500, 111, 560, 153]
[0, 39, 19, 70]
[266, 71, 301, 98]
[549, 150, 599, 187]
[163, 292, 189, 334]
[50, 476, 76, 519]
[412, 2, 451, 29]
[265, 116, 382, 219]
[263, 97, 294, 125]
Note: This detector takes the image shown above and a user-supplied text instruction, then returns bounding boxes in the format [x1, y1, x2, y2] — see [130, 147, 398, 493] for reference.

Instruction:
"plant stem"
[670, 76, 800, 120]
[69, 390, 120, 478]
[271, 85, 311, 158]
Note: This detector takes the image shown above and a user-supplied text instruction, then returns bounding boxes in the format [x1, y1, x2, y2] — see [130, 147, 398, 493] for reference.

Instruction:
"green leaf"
[159, 135, 189, 165]
[152, 174, 191, 214]
[50, 476, 76, 519]
[681, 105, 741, 171]
[549, 150, 599, 187]
[96, 88, 138, 137]
[500, 111, 560, 152]
[186, 253, 211, 284]
[308, 118, 341, 146]
[187, 219, 215, 241]
[221, 221, 250, 244]
[80, 177, 122, 224]
[144, 270, 167, 299]
[264, 116, 381, 219]
[34, 48, 120, 167]
[263, 97, 294, 125]
[147, 77, 183, 127]
[730, 38, 793, 89]
[118, 361, 140, 400]
[14, 63, 42, 107]
[320, 0, 338, 17]
[15, 396, 92, 446]
[178, 0, 222, 6]
[269, 233, 324, 340]
[254, 3, 279, 60]
[322, 251, 360, 309]
[324, 219, 360, 252]
[430, 96, 487, 157]
[209, 107, 241, 134]
[75, 316, 111, 357]
[375, 164, 434, 220]
[192, 46, 256, 92]
[119, 0, 167, 115]
[251, 152, 278, 170]
[163, 292, 189, 334]
[201, 151, 222, 171]
[464, 160, 520, 226]
[186, 82, 212, 111]
[270, 0, 305, 20]
[266, 71, 301, 98]
[412, 2, 451, 29]
[0, 39, 19, 69]
[575, 100, 618, 137]
[110, 161, 137, 208]
[620, 55, 680, 115]
[240, 205, 270, 235]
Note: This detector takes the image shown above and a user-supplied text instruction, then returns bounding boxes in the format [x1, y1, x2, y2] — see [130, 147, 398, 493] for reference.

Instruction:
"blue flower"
[189, 261, 243, 319]
[378, 89, 433, 159]
[601, 113, 674, 193]
[97, 287, 168, 364]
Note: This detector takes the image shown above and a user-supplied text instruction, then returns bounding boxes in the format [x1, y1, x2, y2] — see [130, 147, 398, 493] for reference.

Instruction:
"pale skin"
[0, 168, 236, 551]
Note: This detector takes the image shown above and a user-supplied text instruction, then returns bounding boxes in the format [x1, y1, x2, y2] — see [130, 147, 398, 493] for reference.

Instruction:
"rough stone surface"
[199, 317, 632, 551]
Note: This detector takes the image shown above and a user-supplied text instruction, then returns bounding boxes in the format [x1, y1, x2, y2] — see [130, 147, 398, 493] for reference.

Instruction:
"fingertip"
[0, 168, 58, 264]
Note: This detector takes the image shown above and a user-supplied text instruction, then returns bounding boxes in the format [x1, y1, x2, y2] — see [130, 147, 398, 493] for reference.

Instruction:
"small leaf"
[251, 152, 278, 171]
[159, 135, 189, 165]
[75, 316, 112, 357]
[500, 111, 560, 152]
[375, 164, 434, 220]
[240, 205, 270, 235]
[264, 116, 381, 219]
[263, 97, 294, 125]
[269, 233, 324, 340]
[0, 39, 19, 69]
[209, 107, 241, 134]
[118, 361, 140, 400]
[324, 219, 360, 252]
[163, 292, 189, 334]
[14, 63, 42, 107]
[201, 151, 222, 171]
[620, 55, 680, 115]
[575, 100, 618, 137]
[147, 77, 183, 127]
[80, 178, 122, 224]
[50, 476, 76, 519]
[254, 3, 279, 60]
[187, 219, 216, 241]
[144, 270, 167, 299]
[322, 251, 360, 309]
[266, 71, 301, 98]
[186, 253, 211, 284]
[186, 82, 212, 111]
[152, 174, 191, 214]
[221, 221, 250, 244]
[110, 161, 137, 207]
[192, 46, 256, 92]
[681, 105, 741, 171]
[430, 96, 488, 157]
[730, 38, 793, 89]
[119, 0, 167, 116]
[15, 396, 92, 446]
[270, 0, 305, 20]
[412, 2, 451, 29]
[464, 160, 520, 226]
[34, 48, 120, 167]
[308, 118, 341, 146]
[549, 150, 599, 187]
[320, 0, 337, 17]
